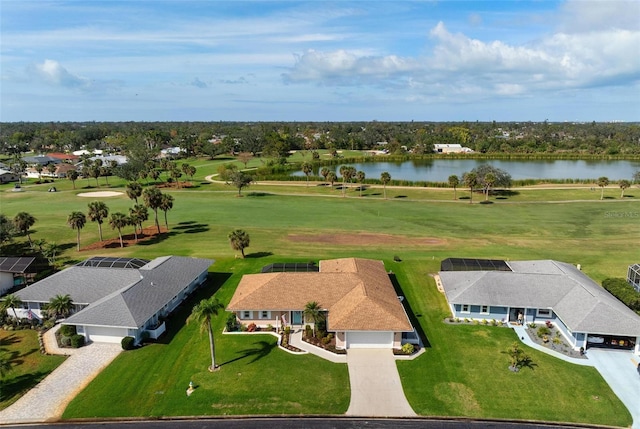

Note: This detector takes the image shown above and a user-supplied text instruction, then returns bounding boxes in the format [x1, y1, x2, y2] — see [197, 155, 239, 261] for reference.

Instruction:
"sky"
[1, 0, 639, 122]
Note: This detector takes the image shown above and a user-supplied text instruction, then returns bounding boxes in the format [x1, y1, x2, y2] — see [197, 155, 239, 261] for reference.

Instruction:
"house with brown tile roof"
[227, 258, 413, 349]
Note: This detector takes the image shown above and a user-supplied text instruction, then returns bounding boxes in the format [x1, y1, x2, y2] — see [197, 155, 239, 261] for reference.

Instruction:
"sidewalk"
[0, 326, 121, 424]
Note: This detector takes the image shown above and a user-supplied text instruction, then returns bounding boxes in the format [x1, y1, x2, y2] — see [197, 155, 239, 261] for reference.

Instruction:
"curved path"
[0, 325, 121, 424]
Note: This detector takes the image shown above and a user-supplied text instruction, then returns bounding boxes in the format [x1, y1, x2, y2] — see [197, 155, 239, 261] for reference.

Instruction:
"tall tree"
[87, 201, 109, 242]
[237, 152, 253, 169]
[67, 211, 86, 251]
[228, 229, 250, 258]
[142, 187, 163, 234]
[125, 182, 143, 203]
[0, 214, 15, 248]
[68, 170, 79, 189]
[303, 301, 325, 337]
[327, 171, 337, 187]
[0, 294, 22, 319]
[380, 171, 391, 200]
[42, 242, 61, 269]
[187, 297, 225, 372]
[356, 170, 366, 197]
[448, 175, 460, 200]
[619, 180, 631, 198]
[339, 165, 356, 197]
[46, 163, 57, 179]
[159, 193, 174, 230]
[13, 212, 36, 246]
[35, 164, 43, 181]
[228, 171, 253, 196]
[129, 204, 149, 239]
[301, 161, 313, 187]
[109, 212, 129, 247]
[320, 167, 330, 184]
[597, 176, 609, 200]
[483, 172, 496, 201]
[46, 294, 74, 319]
[463, 172, 478, 204]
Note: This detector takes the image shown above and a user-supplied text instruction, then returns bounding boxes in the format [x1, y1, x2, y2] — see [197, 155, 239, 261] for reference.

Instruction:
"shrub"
[481, 319, 489, 325]
[491, 319, 498, 326]
[321, 336, 331, 345]
[401, 343, 414, 354]
[472, 319, 479, 325]
[121, 336, 135, 350]
[602, 278, 640, 311]
[537, 326, 551, 338]
[284, 326, 291, 335]
[59, 325, 76, 337]
[393, 255, 402, 262]
[226, 313, 238, 332]
[247, 323, 257, 332]
[239, 324, 248, 332]
[266, 324, 274, 331]
[70, 334, 85, 348]
[60, 336, 72, 347]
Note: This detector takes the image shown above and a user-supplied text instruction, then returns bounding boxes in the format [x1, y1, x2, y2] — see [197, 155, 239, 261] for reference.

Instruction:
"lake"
[292, 159, 640, 182]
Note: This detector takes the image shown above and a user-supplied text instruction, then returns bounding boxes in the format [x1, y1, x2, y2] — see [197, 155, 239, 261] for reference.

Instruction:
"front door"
[292, 311, 303, 325]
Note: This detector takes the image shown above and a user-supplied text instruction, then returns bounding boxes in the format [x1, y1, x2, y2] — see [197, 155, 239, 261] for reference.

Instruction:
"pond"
[292, 159, 640, 182]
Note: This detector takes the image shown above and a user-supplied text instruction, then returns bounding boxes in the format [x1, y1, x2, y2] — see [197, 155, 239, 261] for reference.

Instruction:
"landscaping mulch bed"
[81, 226, 168, 251]
[524, 325, 586, 359]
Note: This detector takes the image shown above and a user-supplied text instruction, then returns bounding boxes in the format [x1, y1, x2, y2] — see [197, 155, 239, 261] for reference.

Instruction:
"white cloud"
[558, 0, 640, 33]
[29, 59, 91, 89]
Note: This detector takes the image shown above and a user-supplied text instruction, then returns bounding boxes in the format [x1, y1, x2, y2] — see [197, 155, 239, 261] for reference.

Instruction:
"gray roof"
[439, 260, 640, 337]
[22, 155, 60, 165]
[18, 256, 213, 329]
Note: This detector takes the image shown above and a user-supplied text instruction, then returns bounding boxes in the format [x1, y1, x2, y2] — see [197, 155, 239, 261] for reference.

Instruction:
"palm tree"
[109, 212, 129, 247]
[87, 201, 109, 241]
[43, 242, 61, 269]
[13, 211, 36, 246]
[129, 204, 149, 237]
[463, 172, 478, 204]
[0, 294, 22, 320]
[301, 162, 312, 187]
[483, 172, 496, 201]
[46, 294, 74, 319]
[339, 165, 356, 197]
[619, 179, 630, 198]
[68, 170, 79, 189]
[125, 182, 143, 203]
[320, 167, 330, 184]
[327, 171, 337, 187]
[67, 211, 86, 251]
[159, 193, 174, 230]
[356, 170, 366, 197]
[380, 171, 391, 199]
[187, 297, 225, 372]
[35, 164, 43, 181]
[597, 176, 609, 200]
[143, 187, 163, 234]
[448, 175, 460, 200]
[303, 301, 324, 337]
[46, 163, 57, 179]
[228, 229, 250, 258]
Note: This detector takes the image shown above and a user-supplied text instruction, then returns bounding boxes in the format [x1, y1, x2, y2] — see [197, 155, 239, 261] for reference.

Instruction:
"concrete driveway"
[345, 349, 416, 417]
[587, 349, 640, 429]
[0, 338, 121, 424]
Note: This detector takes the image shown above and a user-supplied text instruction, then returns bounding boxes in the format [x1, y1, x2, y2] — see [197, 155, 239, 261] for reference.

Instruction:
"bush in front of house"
[121, 336, 135, 350]
[59, 325, 76, 337]
[537, 326, 551, 338]
[401, 343, 415, 354]
[226, 313, 238, 332]
[71, 334, 85, 348]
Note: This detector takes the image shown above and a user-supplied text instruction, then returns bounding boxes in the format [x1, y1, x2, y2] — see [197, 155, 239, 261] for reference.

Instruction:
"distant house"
[22, 155, 61, 166]
[439, 258, 640, 355]
[433, 144, 473, 154]
[0, 168, 20, 184]
[228, 258, 413, 349]
[0, 257, 36, 295]
[628, 264, 640, 292]
[14, 256, 213, 344]
[47, 152, 79, 163]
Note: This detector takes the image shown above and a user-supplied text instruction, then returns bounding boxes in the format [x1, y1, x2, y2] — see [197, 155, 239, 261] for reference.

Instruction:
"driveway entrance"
[345, 349, 416, 417]
[587, 349, 640, 429]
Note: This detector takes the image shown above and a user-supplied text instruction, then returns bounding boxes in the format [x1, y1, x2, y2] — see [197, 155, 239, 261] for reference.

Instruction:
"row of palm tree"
[1, 293, 73, 321]
[305, 165, 393, 199]
[67, 187, 174, 251]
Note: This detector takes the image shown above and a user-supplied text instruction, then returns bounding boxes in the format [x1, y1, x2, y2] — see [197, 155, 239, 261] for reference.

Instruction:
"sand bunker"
[77, 191, 124, 197]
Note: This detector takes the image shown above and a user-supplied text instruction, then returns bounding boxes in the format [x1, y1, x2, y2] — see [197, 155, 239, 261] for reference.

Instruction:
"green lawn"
[0, 330, 66, 410]
[2, 176, 638, 425]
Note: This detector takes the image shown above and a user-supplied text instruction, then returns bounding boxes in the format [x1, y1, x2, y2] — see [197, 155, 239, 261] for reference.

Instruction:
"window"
[242, 311, 252, 319]
[537, 309, 552, 317]
[461, 304, 470, 313]
[480, 305, 489, 314]
[260, 310, 271, 319]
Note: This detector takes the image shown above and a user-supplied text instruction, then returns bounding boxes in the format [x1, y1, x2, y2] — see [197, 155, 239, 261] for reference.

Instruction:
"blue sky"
[1, 1, 639, 122]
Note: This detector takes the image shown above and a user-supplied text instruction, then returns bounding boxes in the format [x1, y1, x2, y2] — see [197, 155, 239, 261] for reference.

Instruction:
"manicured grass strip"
[0, 330, 66, 410]
[394, 259, 631, 427]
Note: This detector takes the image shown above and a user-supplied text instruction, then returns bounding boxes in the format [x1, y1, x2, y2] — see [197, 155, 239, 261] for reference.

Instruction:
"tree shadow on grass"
[623, 194, 635, 198]
[0, 333, 23, 347]
[0, 371, 51, 404]
[219, 340, 277, 366]
[246, 192, 272, 197]
[389, 273, 431, 349]
[136, 231, 177, 246]
[155, 272, 231, 345]
[245, 252, 273, 258]
[394, 195, 408, 199]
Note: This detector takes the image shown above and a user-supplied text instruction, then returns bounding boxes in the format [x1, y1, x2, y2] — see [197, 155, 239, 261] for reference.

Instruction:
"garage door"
[84, 326, 127, 344]
[347, 331, 393, 349]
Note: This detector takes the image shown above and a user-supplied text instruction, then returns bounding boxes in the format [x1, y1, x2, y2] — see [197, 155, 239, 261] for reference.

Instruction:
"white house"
[14, 256, 213, 344]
